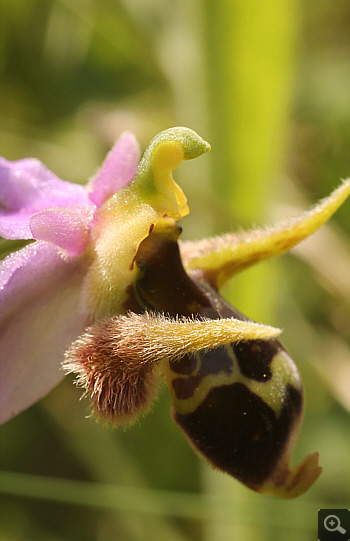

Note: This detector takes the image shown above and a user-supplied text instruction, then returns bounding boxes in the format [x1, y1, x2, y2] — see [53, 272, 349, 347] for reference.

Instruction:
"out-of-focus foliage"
[0, 1, 349, 540]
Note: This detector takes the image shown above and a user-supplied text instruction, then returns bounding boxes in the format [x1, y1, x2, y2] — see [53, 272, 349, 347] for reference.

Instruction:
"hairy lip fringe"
[64, 315, 160, 424]
[63, 312, 280, 424]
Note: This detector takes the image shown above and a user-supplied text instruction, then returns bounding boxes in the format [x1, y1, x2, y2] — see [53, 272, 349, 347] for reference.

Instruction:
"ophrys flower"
[1, 127, 349, 498]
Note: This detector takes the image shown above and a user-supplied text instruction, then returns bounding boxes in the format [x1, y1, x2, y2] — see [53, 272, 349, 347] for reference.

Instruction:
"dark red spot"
[170, 354, 197, 375]
[172, 375, 201, 400]
[233, 340, 277, 382]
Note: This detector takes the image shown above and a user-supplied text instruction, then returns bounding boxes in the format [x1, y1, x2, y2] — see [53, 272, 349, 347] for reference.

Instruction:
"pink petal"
[0, 242, 87, 424]
[0, 157, 92, 240]
[87, 132, 140, 207]
[29, 207, 93, 256]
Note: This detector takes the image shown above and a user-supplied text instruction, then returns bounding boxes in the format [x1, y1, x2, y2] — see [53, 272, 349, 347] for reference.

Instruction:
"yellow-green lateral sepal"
[181, 180, 350, 289]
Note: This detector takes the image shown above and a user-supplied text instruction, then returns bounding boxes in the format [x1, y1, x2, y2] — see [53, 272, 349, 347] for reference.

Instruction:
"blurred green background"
[0, 0, 349, 540]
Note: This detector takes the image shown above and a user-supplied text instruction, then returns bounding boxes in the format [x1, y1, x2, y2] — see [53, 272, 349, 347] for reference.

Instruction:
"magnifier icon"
[324, 515, 346, 534]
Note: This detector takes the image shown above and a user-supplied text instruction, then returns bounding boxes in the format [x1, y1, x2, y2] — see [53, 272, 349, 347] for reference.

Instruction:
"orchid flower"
[0, 127, 349, 499]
